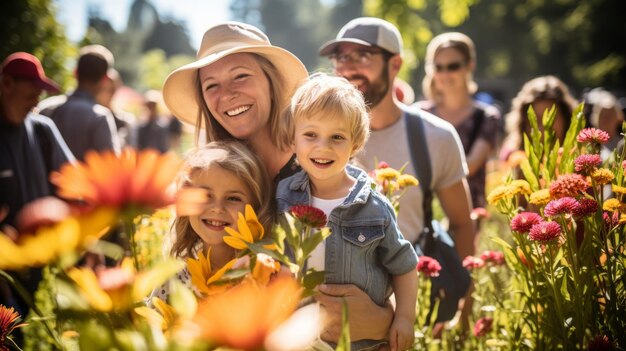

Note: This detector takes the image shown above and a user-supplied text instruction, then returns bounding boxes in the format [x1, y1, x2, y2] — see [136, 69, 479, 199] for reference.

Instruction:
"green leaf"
[520, 158, 540, 191]
[302, 270, 326, 292]
[168, 280, 197, 319]
[334, 300, 351, 351]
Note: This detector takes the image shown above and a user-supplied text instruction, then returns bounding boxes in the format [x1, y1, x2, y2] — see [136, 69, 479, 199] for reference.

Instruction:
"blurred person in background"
[416, 32, 502, 210]
[501, 75, 578, 161]
[131, 89, 169, 153]
[583, 87, 624, 158]
[0, 52, 75, 326]
[96, 68, 135, 148]
[39, 44, 120, 160]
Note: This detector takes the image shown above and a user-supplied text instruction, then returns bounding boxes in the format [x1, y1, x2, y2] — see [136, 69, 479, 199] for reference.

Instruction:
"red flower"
[480, 250, 505, 266]
[544, 197, 578, 217]
[377, 161, 389, 169]
[529, 221, 561, 242]
[0, 304, 27, 347]
[574, 154, 602, 175]
[473, 317, 493, 337]
[462, 256, 485, 270]
[603, 211, 620, 229]
[549, 174, 589, 199]
[416, 256, 441, 278]
[622, 160, 626, 171]
[573, 198, 598, 218]
[576, 128, 610, 144]
[290, 205, 327, 228]
[588, 335, 615, 351]
[510, 212, 542, 234]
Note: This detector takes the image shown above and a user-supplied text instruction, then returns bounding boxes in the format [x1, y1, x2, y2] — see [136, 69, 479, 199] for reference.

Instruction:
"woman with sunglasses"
[416, 32, 502, 210]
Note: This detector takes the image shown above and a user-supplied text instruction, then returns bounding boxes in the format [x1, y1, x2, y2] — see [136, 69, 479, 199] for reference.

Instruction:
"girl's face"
[199, 53, 272, 141]
[432, 47, 469, 94]
[188, 164, 253, 248]
[294, 113, 354, 195]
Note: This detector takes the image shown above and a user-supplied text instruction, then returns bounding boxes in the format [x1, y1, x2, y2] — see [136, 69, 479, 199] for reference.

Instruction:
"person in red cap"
[0, 52, 75, 330]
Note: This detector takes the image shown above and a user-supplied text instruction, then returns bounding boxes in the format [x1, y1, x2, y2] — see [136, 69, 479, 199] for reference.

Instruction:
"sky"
[54, 0, 233, 50]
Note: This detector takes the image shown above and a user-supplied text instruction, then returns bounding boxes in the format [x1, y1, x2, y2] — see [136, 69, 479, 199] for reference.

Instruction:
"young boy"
[276, 73, 418, 351]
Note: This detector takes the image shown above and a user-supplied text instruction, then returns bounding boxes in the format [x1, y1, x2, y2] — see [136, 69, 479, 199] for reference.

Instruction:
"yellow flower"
[397, 174, 419, 188]
[591, 168, 615, 185]
[68, 257, 184, 311]
[193, 276, 302, 350]
[487, 185, 510, 205]
[0, 207, 116, 270]
[251, 253, 281, 286]
[186, 249, 236, 296]
[51, 148, 181, 211]
[375, 168, 401, 182]
[529, 189, 552, 206]
[612, 184, 626, 195]
[223, 205, 265, 250]
[135, 297, 177, 331]
[509, 180, 532, 196]
[602, 198, 624, 212]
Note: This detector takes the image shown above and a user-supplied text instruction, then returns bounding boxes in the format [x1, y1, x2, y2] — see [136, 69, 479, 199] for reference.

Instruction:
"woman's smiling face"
[199, 53, 272, 141]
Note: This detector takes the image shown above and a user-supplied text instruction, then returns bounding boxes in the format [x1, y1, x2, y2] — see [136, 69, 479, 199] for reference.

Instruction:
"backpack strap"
[404, 107, 435, 252]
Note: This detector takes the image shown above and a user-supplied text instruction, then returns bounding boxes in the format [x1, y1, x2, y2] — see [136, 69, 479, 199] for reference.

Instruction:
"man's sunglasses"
[434, 61, 466, 73]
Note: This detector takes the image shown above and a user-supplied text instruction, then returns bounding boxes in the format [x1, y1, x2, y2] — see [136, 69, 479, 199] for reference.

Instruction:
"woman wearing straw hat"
[162, 21, 394, 345]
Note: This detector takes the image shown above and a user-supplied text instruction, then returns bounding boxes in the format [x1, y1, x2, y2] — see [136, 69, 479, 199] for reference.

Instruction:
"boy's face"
[294, 113, 355, 191]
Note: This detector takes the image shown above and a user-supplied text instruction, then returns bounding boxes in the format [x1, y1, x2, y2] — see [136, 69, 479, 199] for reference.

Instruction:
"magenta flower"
[480, 250, 505, 266]
[603, 211, 619, 229]
[510, 212, 543, 234]
[529, 221, 562, 242]
[416, 256, 442, 278]
[473, 317, 494, 337]
[549, 174, 589, 199]
[577, 128, 610, 144]
[587, 335, 615, 351]
[544, 197, 578, 217]
[574, 154, 602, 174]
[462, 256, 485, 270]
[377, 161, 389, 169]
[290, 205, 327, 229]
[573, 198, 598, 218]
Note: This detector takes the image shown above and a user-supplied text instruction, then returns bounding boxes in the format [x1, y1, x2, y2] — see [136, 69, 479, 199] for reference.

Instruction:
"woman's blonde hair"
[421, 32, 477, 101]
[170, 141, 273, 258]
[503, 75, 578, 152]
[194, 53, 289, 151]
[279, 73, 370, 156]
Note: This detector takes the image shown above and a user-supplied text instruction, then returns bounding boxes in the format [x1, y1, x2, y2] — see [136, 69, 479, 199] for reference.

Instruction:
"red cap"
[2, 52, 60, 93]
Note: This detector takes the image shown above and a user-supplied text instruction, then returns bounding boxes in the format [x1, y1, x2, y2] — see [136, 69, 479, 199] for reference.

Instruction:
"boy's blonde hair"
[281, 73, 370, 155]
[170, 141, 272, 258]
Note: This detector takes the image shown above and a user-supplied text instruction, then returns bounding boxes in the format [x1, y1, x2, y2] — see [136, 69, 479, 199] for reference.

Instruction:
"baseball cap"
[1, 52, 60, 93]
[319, 17, 403, 56]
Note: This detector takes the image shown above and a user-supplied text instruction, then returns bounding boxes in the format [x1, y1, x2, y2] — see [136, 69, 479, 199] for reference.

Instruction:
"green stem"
[546, 244, 569, 347]
[123, 218, 140, 271]
[0, 270, 62, 349]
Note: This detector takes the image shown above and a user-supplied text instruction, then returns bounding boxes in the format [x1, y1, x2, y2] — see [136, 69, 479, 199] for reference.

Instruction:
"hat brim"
[35, 77, 60, 94]
[318, 38, 375, 56]
[163, 45, 308, 127]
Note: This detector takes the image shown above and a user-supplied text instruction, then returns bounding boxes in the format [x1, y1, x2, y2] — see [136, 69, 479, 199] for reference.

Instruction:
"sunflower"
[186, 249, 236, 296]
[223, 205, 265, 250]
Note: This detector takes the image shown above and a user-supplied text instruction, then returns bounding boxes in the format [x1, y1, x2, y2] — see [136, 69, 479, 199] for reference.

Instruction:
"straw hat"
[162, 21, 308, 126]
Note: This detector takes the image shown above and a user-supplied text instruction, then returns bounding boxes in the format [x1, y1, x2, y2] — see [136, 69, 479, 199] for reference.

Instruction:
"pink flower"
[603, 211, 619, 229]
[574, 154, 602, 174]
[416, 256, 441, 278]
[544, 197, 578, 217]
[480, 250, 505, 266]
[462, 256, 485, 270]
[471, 207, 490, 220]
[377, 161, 389, 169]
[577, 128, 610, 144]
[549, 174, 589, 199]
[622, 160, 626, 171]
[529, 221, 561, 242]
[573, 198, 598, 218]
[510, 212, 543, 233]
[290, 205, 327, 228]
[587, 335, 615, 351]
[473, 317, 494, 337]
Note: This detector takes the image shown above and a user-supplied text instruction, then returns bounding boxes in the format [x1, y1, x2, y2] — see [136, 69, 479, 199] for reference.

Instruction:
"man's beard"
[360, 64, 390, 108]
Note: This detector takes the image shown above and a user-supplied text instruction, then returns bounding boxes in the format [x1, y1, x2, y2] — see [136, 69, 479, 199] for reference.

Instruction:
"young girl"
[276, 73, 419, 351]
[152, 140, 272, 300]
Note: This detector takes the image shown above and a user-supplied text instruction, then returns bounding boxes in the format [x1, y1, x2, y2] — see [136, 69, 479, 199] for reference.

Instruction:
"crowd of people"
[1, 16, 624, 350]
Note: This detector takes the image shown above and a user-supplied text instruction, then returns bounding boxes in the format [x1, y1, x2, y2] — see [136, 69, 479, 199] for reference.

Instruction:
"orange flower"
[193, 276, 302, 350]
[0, 304, 27, 347]
[251, 253, 281, 286]
[186, 249, 236, 296]
[51, 148, 181, 211]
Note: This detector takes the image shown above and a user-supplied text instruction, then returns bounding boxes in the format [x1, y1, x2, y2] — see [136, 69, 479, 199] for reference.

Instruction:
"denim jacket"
[276, 165, 418, 350]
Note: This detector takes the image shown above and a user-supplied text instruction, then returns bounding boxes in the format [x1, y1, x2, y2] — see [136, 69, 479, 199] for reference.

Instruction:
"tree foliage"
[0, 0, 75, 91]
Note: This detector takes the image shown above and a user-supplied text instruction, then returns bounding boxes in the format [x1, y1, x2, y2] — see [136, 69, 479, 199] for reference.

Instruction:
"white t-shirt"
[355, 110, 468, 243]
[308, 195, 347, 271]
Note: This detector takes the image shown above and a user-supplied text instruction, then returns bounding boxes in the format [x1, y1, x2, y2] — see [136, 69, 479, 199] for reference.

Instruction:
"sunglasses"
[329, 50, 384, 67]
[434, 61, 465, 73]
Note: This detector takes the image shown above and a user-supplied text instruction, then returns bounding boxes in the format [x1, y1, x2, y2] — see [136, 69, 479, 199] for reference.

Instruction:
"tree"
[0, 0, 75, 91]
